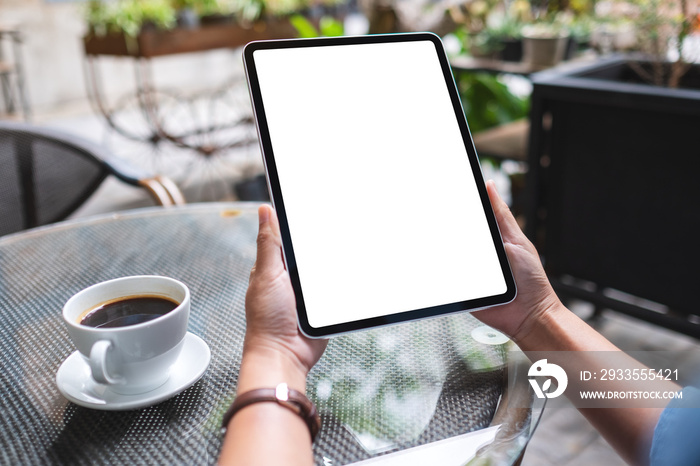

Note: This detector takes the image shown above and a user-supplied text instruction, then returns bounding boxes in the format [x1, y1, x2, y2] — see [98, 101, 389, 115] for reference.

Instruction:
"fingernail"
[259, 206, 270, 226]
[488, 180, 501, 198]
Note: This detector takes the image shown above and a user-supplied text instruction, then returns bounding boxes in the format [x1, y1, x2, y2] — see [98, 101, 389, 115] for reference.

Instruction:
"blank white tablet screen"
[253, 39, 507, 329]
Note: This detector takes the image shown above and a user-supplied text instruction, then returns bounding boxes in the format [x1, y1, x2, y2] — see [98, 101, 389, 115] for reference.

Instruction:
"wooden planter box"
[526, 55, 700, 337]
[84, 19, 300, 57]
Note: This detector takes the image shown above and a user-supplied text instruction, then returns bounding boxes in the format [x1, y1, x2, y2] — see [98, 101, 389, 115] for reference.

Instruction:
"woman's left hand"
[243, 204, 327, 380]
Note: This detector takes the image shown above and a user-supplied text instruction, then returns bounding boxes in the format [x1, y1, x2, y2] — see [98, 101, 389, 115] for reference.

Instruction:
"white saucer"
[56, 332, 211, 410]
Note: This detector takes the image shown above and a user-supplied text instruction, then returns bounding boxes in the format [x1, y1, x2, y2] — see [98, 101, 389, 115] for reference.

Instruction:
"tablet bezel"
[243, 33, 516, 338]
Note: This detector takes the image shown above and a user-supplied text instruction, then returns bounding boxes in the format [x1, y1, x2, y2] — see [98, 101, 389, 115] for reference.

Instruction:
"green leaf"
[290, 14, 319, 38]
[456, 72, 529, 133]
[319, 16, 344, 37]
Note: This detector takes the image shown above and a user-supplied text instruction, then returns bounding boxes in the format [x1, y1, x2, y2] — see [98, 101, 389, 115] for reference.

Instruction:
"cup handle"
[89, 340, 124, 386]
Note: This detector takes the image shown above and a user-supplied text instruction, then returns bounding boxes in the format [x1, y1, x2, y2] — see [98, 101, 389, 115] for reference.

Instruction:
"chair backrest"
[0, 122, 112, 236]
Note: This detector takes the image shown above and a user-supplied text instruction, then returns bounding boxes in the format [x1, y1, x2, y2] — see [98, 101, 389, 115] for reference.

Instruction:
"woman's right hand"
[472, 180, 564, 345]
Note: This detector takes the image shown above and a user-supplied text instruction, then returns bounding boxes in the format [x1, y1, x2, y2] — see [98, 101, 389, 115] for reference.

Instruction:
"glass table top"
[0, 203, 541, 465]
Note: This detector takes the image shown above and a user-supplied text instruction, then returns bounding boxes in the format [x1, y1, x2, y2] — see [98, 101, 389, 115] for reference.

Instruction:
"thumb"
[486, 180, 525, 245]
[255, 204, 284, 274]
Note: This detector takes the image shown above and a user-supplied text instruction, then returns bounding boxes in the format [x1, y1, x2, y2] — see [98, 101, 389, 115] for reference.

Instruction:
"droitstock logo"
[528, 359, 568, 399]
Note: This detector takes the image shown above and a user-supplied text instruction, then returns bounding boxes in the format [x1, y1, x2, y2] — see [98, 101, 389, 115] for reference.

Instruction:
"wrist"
[238, 340, 309, 394]
[511, 298, 568, 350]
[513, 299, 619, 352]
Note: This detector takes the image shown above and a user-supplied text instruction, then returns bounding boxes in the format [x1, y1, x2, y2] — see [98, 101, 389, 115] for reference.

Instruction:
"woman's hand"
[472, 181, 564, 345]
[242, 204, 327, 387]
[220, 204, 325, 465]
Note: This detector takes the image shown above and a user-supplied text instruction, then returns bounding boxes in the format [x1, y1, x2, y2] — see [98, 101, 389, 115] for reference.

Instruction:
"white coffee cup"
[63, 275, 190, 395]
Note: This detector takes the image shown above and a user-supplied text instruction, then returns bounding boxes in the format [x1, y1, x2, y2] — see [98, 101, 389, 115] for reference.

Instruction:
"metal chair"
[0, 120, 185, 237]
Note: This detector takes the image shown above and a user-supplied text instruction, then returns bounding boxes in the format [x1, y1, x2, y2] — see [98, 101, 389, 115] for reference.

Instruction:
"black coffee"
[79, 295, 179, 328]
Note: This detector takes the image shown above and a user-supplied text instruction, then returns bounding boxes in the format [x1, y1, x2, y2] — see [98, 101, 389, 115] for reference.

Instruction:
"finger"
[255, 204, 283, 274]
[486, 180, 526, 244]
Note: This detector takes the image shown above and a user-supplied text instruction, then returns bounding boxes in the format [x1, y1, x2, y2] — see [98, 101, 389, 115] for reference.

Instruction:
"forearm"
[218, 347, 313, 466]
[516, 303, 677, 465]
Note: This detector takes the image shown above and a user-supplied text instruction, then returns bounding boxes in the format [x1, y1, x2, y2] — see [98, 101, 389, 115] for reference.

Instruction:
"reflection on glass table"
[0, 203, 542, 465]
[310, 319, 544, 465]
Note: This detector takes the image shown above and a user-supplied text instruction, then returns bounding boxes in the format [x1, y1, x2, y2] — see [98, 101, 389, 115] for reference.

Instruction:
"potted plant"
[487, 0, 533, 61]
[521, 19, 570, 68]
[86, 0, 177, 37]
[472, 15, 525, 60]
[494, 17, 525, 61]
[84, 0, 349, 57]
[463, 0, 598, 63]
[524, 0, 700, 335]
[84, 0, 177, 55]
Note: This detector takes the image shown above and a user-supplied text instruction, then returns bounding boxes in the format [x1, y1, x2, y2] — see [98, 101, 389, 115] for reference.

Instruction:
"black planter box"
[526, 55, 700, 337]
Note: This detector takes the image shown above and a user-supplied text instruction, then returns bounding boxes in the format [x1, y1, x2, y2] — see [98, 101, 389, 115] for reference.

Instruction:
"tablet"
[243, 33, 516, 338]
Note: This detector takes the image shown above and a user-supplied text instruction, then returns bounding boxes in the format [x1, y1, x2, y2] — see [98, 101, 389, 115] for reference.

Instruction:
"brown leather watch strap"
[220, 383, 321, 441]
